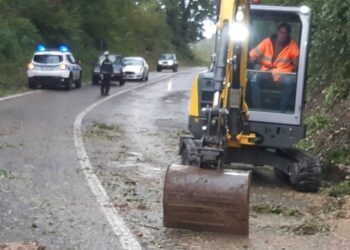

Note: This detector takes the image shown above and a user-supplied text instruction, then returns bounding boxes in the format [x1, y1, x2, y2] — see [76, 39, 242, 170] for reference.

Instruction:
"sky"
[203, 20, 216, 39]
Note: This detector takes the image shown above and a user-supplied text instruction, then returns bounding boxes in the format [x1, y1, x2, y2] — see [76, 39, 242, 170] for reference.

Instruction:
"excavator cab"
[247, 5, 308, 117]
[164, 2, 320, 235]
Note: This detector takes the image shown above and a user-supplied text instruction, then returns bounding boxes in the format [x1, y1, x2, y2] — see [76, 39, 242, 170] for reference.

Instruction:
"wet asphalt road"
[81, 69, 350, 250]
[0, 68, 201, 249]
[2, 68, 349, 250]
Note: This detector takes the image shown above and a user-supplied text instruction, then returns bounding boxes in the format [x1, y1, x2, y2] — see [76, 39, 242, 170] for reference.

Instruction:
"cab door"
[246, 5, 311, 126]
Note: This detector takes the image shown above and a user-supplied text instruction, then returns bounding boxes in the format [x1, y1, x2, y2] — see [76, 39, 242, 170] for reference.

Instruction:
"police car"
[27, 45, 82, 90]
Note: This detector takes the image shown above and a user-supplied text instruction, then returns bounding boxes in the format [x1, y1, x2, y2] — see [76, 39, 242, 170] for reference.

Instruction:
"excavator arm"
[164, 0, 320, 235]
[163, 0, 253, 235]
[193, 0, 257, 168]
[213, 0, 255, 145]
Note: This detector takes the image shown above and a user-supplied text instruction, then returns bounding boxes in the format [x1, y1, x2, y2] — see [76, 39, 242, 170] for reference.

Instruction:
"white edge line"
[73, 78, 174, 250]
[0, 90, 41, 102]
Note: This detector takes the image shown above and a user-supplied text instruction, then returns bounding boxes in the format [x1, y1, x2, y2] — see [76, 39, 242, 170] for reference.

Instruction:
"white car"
[27, 45, 82, 90]
[123, 57, 149, 81]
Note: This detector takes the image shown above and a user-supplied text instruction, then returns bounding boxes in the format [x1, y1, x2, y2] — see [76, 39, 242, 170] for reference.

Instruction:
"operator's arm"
[249, 38, 268, 65]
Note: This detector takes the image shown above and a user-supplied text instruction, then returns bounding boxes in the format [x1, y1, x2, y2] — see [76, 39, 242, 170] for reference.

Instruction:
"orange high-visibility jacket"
[250, 35, 299, 80]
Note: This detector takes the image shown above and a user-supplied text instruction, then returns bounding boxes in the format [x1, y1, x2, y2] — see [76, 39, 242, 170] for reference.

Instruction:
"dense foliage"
[161, 0, 216, 56]
[0, 0, 215, 88]
[263, 0, 350, 171]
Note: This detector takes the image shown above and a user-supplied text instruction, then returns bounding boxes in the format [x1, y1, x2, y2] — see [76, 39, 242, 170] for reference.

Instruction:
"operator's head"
[276, 23, 291, 43]
[104, 50, 110, 59]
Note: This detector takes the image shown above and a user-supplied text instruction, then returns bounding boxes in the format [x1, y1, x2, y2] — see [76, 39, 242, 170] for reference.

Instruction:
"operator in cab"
[100, 51, 114, 96]
[249, 23, 299, 112]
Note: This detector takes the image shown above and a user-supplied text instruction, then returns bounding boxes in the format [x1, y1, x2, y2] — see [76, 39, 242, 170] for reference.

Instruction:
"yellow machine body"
[164, 0, 254, 235]
[164, 0, 320, 235]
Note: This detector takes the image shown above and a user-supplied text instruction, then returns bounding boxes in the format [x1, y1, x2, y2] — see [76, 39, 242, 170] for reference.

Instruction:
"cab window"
[246, 11, 302, 114]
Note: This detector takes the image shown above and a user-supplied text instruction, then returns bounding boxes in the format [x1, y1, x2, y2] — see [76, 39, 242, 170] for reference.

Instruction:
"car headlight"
[59, 64, 67, 70]
[28, 63, 35, 70]
[168, 60, 174, 66]
[158, 60, 162, 64]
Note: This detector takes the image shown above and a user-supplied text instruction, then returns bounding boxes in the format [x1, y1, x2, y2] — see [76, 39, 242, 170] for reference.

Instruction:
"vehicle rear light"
[59, 64, 67, 70]
[28, 63, 35, 70]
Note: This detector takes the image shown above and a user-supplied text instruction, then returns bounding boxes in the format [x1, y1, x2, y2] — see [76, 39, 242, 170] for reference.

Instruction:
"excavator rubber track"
[163, 164, 251, 235]
[277, 148, 322, 192]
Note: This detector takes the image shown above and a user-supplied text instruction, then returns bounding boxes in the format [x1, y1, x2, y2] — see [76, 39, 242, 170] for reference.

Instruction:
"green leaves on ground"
[251, 203, 303, 217]
[293, 220, 330, 235]
[84, 122, 121, 141]
[322, 178, 350, 197]
[0, 169, 13, 179]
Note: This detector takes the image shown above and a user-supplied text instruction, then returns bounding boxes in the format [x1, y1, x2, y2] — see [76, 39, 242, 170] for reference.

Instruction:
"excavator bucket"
[163, 164, 251, 235]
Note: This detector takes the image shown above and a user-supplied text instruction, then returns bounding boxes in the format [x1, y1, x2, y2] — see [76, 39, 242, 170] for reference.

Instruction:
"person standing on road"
[100, 51, 114, 96]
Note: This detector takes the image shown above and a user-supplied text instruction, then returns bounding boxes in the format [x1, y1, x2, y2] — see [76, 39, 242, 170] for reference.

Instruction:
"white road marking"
[73, 78, 174, 250]
[0, 90, 40, 102]
[167, 80, 173, 92]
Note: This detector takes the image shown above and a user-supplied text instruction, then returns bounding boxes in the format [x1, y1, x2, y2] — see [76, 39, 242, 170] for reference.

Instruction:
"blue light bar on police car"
[35, 44, 71, 52]
[36, 44, 46, 52]
[59, 44, 70, 52]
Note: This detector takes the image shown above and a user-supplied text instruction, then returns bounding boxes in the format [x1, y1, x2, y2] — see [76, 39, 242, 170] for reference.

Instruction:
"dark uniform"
[100, 58, 113, 96]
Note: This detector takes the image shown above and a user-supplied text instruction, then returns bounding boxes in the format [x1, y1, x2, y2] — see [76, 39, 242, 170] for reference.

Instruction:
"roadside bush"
[0, 17, 40, 87]
[305, 111, 334, 134]
[322, 177, 350, 197]
[326, 148, 350, 166]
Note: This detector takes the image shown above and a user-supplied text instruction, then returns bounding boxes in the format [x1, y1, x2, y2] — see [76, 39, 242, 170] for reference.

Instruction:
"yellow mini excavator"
[163, 0, 320, 235]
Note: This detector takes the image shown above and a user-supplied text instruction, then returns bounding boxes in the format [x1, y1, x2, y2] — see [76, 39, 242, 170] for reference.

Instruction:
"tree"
[160, 0, 217, 55]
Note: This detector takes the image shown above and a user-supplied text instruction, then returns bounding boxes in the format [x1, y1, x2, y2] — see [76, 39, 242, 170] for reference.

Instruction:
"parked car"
[123, 57, 149, 81]
[92, 53, 125, 86]
[157, 53, 178, 72]
[27, 44, 82, 90]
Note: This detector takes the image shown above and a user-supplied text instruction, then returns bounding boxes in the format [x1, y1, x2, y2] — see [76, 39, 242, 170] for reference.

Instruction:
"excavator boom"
[163, 0, 253, 235]
[163, 0, 320, 236]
